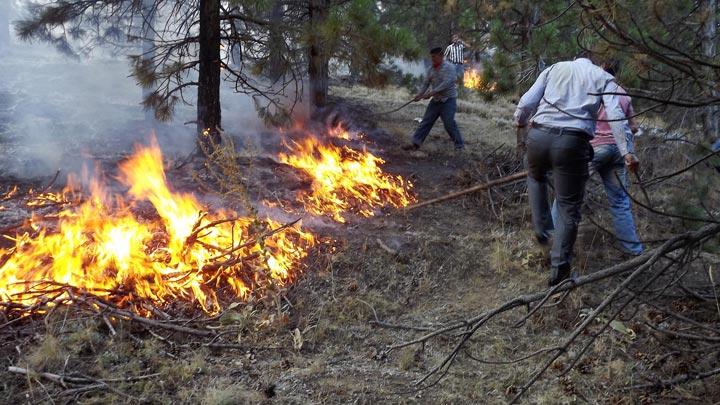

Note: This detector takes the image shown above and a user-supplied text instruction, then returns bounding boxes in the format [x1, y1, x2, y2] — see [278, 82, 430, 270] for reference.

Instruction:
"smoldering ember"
[1, 2, 720, 404]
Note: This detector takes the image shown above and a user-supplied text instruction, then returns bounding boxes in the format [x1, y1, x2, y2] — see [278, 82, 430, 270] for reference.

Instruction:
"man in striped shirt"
[444, 34, 466, 88]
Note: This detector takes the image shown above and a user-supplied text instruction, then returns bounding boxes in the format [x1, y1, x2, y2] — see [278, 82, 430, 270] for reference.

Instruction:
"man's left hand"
[624, 153, 640, 173]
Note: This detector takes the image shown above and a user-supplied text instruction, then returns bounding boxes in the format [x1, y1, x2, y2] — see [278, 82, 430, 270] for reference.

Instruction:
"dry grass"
[331, 84, 517, 151]
[200, 378, 264, 405]
[25, 335, 66, 371]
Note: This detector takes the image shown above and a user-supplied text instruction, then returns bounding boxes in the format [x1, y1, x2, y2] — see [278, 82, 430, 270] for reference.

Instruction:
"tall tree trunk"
[198, 0, 222, 145]
[308, 0, 329, 110]
[702, 0, 719, 143]
[230, 20, 242, 68]
[268, 0, 285, 81]
[142, 0, 156, 122]
[518, 3, 540, 86]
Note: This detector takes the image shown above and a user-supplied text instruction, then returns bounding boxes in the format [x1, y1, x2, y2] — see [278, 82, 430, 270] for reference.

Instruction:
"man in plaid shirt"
[403, 47, 464, 151]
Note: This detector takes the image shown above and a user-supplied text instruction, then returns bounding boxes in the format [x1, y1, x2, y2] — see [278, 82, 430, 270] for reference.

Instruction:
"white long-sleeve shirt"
[513, 58, 632, 156]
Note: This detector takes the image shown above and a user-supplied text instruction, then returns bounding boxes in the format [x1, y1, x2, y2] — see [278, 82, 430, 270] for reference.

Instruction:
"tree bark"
[197, 0, 222, 145]
[268, 0, 285, 81]
[308, 0, 329, 110]
[518, 3, 541, 85]
[702, 0, 719, 143]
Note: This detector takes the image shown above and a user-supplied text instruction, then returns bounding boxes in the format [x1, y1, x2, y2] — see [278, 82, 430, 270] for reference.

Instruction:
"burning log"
[404, 171, 528, 211]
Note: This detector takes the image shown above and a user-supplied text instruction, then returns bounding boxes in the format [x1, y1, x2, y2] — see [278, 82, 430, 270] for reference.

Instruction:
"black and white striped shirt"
[444, 43, 464, 64]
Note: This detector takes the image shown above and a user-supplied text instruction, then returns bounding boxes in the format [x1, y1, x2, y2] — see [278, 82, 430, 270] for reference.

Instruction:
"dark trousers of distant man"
[454, 63, 464, 91]
[526, 126, 593, 271]
[411, 98, 464, 150]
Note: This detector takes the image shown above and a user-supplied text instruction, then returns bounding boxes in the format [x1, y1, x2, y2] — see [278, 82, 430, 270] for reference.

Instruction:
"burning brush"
[464, 67, 497, 93]
[278, 125, 415, 223]
[0, 139, 315, 316]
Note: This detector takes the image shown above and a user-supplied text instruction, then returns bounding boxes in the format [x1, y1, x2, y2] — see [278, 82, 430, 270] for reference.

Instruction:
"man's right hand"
[624, 153, 640, 173]
[413, 94, 423, 102]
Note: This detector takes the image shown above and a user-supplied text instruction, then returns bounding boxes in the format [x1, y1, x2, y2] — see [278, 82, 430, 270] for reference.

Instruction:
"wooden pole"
[405, 171, 528, 211]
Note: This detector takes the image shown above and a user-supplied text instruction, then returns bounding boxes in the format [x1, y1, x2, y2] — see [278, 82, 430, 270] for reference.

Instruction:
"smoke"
[0, 5, 263, 180]
[388, 58, 427, 77]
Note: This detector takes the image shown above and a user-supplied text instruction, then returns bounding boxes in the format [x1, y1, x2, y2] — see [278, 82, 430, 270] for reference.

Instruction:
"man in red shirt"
[588, 61, 643, 254]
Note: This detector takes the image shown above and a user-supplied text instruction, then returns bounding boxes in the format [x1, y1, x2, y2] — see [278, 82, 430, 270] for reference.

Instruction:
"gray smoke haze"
[389, 59, 426, 77]
[331, 58, 427, 78]
[0, 4, 264, 180]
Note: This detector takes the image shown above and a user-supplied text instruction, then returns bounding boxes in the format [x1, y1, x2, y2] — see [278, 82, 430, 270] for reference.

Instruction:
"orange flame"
[278, 135, 415, 223]
[0, 140, 314, 314]
[464, 68, 497, 92]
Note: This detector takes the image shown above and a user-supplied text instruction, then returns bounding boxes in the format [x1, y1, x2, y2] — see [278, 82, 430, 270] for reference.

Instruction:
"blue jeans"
[411, 98, 464, 149]
[454, 64, 464, 88]
[552, 144, 644, 255]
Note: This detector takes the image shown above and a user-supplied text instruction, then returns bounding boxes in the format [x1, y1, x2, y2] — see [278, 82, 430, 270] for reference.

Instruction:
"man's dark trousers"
[526, 127, 593, 269]
[411, 98, 464, 149]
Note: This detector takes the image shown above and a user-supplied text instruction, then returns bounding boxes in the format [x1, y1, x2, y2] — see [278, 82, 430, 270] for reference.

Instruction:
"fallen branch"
[85, 298, 215, 337]
[404, 171, 528, 211]
[7, 366, 160, 385]
[625, 366, 720, 390]
[8, 366, 157, 401]
[384, 223, 720, 399]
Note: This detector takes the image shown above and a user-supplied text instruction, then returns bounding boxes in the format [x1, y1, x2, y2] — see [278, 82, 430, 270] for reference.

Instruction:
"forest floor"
[2, 84, 720, 404]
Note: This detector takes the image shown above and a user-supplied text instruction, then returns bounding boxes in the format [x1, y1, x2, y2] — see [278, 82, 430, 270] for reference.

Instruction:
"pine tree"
[16, 0, 417, 132]
[15, 1, 237, 145]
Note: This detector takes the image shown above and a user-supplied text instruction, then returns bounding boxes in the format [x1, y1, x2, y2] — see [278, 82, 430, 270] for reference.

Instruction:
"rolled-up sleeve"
[602, 81, 632, 156]
[514, 68, 550, 126]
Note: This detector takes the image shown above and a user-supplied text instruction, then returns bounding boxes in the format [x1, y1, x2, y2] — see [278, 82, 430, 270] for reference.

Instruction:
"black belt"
[531, 123, 591, 140]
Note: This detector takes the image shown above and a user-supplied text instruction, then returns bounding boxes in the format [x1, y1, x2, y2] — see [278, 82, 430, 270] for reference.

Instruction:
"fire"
[327, 123, 364, 141]
[0, 140, 315, 315]
[463, 68, 497, 92]
[278, 135, 415, 223]
[328, 123, 351, 140]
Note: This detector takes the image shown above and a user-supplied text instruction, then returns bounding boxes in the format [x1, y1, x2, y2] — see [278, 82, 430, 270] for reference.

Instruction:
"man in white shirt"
[514, 51, 640, 286]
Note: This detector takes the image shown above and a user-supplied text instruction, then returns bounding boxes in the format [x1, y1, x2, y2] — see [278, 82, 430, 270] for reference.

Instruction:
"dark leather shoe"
[535, 232, 550, 246]
[548, 263, 571, 287]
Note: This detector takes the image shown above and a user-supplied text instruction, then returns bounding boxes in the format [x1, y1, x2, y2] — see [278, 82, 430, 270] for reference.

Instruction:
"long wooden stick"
[405, 171, 528, 211]
[371, 99, 415, 116]
[633, 171, 653, 208]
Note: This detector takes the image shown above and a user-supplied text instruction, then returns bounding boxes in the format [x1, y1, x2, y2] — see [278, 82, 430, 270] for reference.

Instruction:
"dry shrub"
[398, 346, 420, 371]
[25, 335, 66, 371]
[201, 378, 264, 405]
